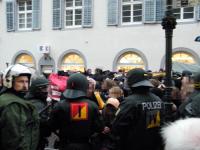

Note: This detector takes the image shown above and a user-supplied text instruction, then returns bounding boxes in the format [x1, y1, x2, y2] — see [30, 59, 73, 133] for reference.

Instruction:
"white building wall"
[0, 0, 200, 72]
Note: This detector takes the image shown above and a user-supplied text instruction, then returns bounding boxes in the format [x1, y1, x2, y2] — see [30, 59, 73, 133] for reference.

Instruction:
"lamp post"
[161, 0, 177, 102]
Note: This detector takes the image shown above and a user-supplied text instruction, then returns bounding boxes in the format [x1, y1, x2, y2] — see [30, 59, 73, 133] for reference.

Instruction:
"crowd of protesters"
[0, 64, 200, 150]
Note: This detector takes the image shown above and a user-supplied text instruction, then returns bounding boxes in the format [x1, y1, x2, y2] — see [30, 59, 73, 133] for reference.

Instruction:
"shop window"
[15, 53, 35, 67]
[117, 52, 145, 72]
[172, 52, 196, 64]
[61, 53, 85, 72]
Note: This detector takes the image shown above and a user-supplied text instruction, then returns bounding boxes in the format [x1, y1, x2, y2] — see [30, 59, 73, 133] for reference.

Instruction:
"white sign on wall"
[39, 44, 50, 54]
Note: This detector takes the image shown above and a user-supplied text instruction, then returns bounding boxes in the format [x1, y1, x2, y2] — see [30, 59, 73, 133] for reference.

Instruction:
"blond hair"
[109, 86, 123, 99]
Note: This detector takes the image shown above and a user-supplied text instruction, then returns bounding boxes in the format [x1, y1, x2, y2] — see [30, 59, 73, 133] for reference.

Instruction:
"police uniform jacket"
[112, 92, 164, 150]
[0, 91, 40, 150]
[48, 97, 104, 149]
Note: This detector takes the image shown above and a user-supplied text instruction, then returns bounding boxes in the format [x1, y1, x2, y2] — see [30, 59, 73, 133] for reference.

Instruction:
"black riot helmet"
[30, 76, 49, 92]
[26, 76, 49, 100]
[63, 73, 88, 99]
[126, 68, 153, 88]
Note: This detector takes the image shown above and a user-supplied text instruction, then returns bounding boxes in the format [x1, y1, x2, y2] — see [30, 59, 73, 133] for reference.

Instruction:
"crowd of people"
[0, 64, 200, 150]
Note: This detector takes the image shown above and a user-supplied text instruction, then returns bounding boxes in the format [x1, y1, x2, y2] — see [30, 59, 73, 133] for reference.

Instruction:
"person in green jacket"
[0, 64, 40, 150]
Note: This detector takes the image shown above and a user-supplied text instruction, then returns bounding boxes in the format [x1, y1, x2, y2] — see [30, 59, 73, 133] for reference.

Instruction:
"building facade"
[0, 0, 200, 74]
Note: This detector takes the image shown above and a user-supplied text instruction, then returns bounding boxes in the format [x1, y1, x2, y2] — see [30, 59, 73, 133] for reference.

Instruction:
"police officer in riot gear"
[48, 73, 104, 150]
[112, 68, 164, 150]
[26, 76, 49, 111]
[25, 76, 50, 150]
[0, 64, 40, 150]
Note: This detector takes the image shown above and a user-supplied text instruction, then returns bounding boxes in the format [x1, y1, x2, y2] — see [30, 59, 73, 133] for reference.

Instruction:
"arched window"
[60, 53, 85, 72]
[172, 52, 196, 64]
[117, 52, 145, 72]
[15, 53, 35, 67]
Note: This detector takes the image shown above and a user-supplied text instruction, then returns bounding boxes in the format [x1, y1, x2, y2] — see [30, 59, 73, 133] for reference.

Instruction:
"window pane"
[27, 23, 32, 28]
[123, 11, 131, 16]
[134, 4, 142, 10]
[19, 19, 25, 23]
[133, 16, 142, 22]
[27, 0, 32, 10]
[133, 10, 142, 16]
[123, 5, 131, 11]
[75, 14, 81, 20]
[19, 1, 25, 7]
[66, 0, 73, 7]
[19, 24, 25, 28]
[184, 7, 193, 12]
[27, 13, 32, 18]
[19, 13, 25, 18]
[122, 5, 131, 21]
[27, 0, 32, 5]
[27, 6, 32, 10]
[173, 8, 180, 13]
[123, 0, 131, 2]
[173, 8, 181, 19]
[75, 10, 82, 25]
[66, 21, 73, 26]
[75, 9, 82, 15]
[75, 0, 82, 6]
[75, 20, 81, 25]
[123, 17, 131, 22]
[19, 6, 25, 11]
[184, 13, 193, 19]
[66, 10, 73, 20]
[183, 7, 194, 19]
[27, 18, 32, 23]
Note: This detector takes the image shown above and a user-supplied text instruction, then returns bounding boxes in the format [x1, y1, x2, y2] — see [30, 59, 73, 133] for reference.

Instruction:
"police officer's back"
[112, 68, 164, 150]
[48, 73, 104, 150]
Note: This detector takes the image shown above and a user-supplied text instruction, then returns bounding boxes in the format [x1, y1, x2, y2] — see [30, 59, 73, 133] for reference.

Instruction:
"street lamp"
[161, 0, 177, 102]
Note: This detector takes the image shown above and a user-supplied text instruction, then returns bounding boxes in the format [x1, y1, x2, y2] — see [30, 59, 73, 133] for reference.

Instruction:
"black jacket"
[112, 92, 164, 150]
[48, 97, 104, 150]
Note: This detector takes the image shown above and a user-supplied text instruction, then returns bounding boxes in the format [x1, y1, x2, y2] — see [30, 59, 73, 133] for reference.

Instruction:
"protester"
[180, 70, 194, 102]
[178, 71, 200, 118]
[87, 77, 105, 110]
[108, 86, 124, 102]
[91, 98, 120, 150]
